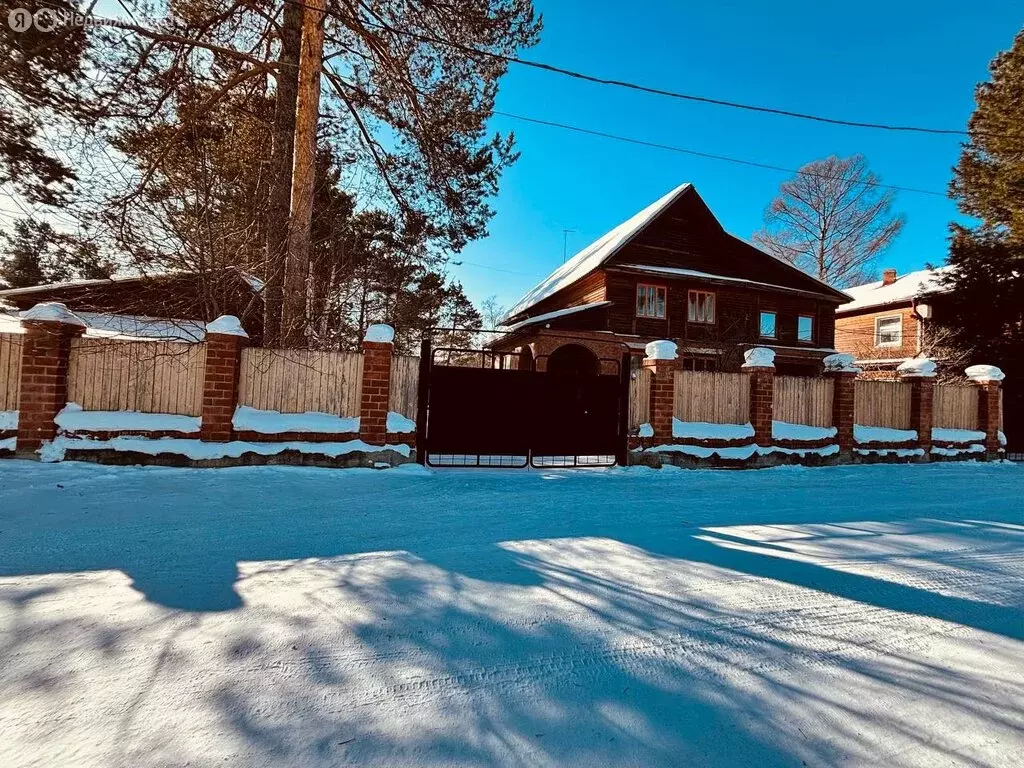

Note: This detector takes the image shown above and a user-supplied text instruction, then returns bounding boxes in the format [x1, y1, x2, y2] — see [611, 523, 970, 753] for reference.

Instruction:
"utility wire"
[280, 0, 995, 140]
[492, 112, 948, 198]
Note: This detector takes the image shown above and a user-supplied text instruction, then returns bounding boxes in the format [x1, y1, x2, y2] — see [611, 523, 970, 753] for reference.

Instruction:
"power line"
[280, 0, 994, 140]
[493, 112, 948, 198]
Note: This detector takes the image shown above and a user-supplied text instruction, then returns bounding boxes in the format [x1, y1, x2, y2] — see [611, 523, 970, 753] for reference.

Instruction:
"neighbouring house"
[0, 269, 265, 343]
[834, 266, 954, 377]
[489, 183, 851, 375]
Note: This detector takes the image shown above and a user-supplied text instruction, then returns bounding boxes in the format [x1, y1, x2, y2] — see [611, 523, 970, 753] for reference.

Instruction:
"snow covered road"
[1, 460, 1022, 767]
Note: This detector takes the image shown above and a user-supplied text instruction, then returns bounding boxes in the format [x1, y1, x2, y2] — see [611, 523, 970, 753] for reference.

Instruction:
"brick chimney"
[882, 268, 897, 286]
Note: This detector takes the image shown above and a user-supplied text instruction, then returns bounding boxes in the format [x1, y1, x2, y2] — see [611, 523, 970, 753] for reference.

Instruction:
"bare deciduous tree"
[752, 155, 905, 287]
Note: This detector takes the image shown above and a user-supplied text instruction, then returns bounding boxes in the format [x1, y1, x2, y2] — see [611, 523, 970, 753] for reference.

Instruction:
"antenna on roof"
[561, 228, 576, 263]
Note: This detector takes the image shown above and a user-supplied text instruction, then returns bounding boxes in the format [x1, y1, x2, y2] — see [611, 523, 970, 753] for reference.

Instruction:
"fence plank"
[629, 368, 651, 429]
[0, 333, 23, 412]
[854, 380, 913, 429]
[933, 384, 979, 430]
[388, 355, 420, 420]
[238, 348, 363, 417]
[674, 370, 749, 424]
[774, 376, 834, 427]
[66, 338, 206, 416]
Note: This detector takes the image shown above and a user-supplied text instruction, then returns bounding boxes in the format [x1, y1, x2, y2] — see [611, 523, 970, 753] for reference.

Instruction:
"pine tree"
[0, 219, 113, 288]
[937, 29, 1024, 448]
[950, 30, 1024, 243]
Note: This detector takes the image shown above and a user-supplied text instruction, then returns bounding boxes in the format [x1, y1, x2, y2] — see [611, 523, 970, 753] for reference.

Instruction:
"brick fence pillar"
[16, 303, 86, 453]
[360, 324, 395, 446]
[898, 359, 936, 457]
[966, 365, 1005, 459]
[642, 340, 678, 442]
[823, 353, 860, 460]
[742, 347, 775, 447]
[200, 316, 247, 443]
[829, 372, 857, 458]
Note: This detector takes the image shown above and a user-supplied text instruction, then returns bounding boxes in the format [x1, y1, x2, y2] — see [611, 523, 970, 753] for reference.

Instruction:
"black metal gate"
[416, 342, 630, 468]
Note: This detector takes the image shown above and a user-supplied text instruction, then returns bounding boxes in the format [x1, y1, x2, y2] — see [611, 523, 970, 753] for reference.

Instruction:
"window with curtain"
[636, 284, 666, 319]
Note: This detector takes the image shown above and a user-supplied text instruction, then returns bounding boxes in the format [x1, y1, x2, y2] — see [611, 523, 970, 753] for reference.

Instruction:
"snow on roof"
[502, 183, 693, 321]
[838, 266, 953, 314]
[1, 310, 208, 341]
[0, 267, 264, 298]
[503, 300, 612, 332]
[616, 264, 843, 298]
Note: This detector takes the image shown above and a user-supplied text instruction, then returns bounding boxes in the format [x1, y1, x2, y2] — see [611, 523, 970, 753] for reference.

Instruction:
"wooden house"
[490, 183, 850, 376]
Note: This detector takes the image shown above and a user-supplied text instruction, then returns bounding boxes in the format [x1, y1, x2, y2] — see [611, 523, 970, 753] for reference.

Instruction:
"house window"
[687, 290, 715, 324]
[636, 284, 666, 319]
[798, 315, 814, 343]
[875, 315, 902, 347]
[759, 310, 777, 339]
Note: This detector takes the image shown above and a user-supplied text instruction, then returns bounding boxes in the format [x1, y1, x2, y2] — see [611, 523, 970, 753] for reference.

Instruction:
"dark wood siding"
[603, 269, 834, 349]
[520, 270, 607, 320]
[607, 188, 845, 299]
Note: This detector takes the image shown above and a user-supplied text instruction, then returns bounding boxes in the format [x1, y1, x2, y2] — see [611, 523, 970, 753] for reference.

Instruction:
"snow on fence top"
[364, 324, 395, 344]
[741, 347, 775, 369]
[965, 364, 1005, 382]
[205, 315, 248, 337]
[897, 358, 936, 378]
[822, 352, 861, 374]
[22, 302, 86, 327]
[644, 340, 677, 361]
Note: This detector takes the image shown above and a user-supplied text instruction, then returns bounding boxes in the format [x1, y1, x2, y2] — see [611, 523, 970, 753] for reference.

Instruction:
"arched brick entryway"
[547, 343, 599, 377]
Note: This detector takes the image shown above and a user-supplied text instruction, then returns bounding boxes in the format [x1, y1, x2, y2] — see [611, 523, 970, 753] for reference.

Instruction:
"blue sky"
[451, 0, 1022, 313]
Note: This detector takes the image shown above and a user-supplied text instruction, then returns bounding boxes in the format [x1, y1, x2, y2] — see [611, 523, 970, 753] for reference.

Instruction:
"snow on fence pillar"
[360, 324, 395, 446]
[966, 365, 1004, 458]
[824, 353, 860, 458]
[642, 340, 678, 441]
[200, 316, 247, 443]
[16, 303, 86, 452]
[898, 358, 936, 456]
[742, 348, 775, 447]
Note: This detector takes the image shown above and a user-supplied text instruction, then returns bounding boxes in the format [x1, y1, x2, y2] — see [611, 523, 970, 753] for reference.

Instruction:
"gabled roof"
[503, 183, 693, 321]
[503, 183, 847, 322]
[838, 266, 953, 314]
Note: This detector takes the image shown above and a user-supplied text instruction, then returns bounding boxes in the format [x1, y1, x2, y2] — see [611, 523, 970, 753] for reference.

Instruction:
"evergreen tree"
[0, 219, 113, 288]
[936, 29, 1024, 448]
[0, 0, 91, 204]
[950, 30, 1024, 243]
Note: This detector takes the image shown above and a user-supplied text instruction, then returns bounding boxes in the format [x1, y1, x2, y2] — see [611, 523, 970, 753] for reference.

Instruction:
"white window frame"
[687, 290, 716, 324]
[797, 314, 814, 343]
[874, 315, 903, 347]
[759, 310, 777, 339]
[636, 283, 667, 319]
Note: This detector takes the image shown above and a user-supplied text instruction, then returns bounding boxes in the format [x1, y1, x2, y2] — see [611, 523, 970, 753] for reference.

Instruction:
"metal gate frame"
[415, 336, 631, 468]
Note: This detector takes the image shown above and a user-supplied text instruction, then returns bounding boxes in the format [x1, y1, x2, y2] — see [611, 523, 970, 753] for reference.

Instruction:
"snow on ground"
[1, 461, 1022, 768]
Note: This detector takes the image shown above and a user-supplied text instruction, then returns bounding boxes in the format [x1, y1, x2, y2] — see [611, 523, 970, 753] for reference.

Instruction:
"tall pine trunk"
[281, 0, 326, 347]
[263, 0, 303, 346]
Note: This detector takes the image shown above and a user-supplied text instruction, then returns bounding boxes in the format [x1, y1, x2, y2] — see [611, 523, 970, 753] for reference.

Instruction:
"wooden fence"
[67, 338, 207, 416]
[933, 384, 979, 430]
[629, 368, 651, 429]
[774, 375, 834, 428]
[389, 355, 420, 420]
[674, 370, 749, 424]
[237, 348, 363, 417]
[854, 380, 913, 430]
[0, 334, 22, 412]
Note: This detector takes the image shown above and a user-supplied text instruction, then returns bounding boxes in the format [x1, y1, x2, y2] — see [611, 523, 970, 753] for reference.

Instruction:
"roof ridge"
[501, 182, 693, 321]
